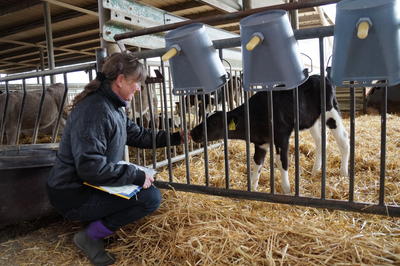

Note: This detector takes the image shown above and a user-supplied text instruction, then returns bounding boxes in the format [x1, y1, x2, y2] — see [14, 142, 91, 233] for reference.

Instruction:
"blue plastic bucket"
[164, 23, 228, 95]
[331, 0, 400, 87]
[240, 10, 307, 91]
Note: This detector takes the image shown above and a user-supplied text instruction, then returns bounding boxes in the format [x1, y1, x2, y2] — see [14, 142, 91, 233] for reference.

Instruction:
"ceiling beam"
[42, 0, 98, 17]
[184, 10, 222, 20]
[0, 0, 41, 17]
[194, 0, 241, 13]
[0, 38, 94, 56]
[164, 2, 206, 13]
[0, 3, 98, 39]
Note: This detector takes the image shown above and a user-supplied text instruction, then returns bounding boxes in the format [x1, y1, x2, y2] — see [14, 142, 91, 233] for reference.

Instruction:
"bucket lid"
[240, 10, 286, 27]
[165, 23, 204, 41]
[337, 0, 394, 10]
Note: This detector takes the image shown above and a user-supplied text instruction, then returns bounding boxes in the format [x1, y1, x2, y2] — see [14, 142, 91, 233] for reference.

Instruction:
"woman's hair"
[71, 52, 147, 109]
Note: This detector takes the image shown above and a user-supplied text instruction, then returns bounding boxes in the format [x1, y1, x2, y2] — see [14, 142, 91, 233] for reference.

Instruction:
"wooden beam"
[164, 2, 205, 13]
[185, 10, 222, 20]
[0, 38, 94, 56]
[194, 0, 240, 13]
[42, 0, 98, 17]
[0, 3, 98, 38]
[0, 0, 41, 17]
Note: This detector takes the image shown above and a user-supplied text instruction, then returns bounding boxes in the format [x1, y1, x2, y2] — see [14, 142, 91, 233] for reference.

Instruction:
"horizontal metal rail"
[0, 63, 96, 82]
[114, 0, 339, 41]
[155, 181, 400, 217]
[130, 26, 334, 60]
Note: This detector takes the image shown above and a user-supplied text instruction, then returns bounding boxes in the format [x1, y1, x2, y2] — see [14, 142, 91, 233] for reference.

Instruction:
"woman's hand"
[143, 174, 154, 189]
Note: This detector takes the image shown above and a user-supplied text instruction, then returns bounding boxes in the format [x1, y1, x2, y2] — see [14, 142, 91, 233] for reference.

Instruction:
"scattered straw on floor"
[1, 114, 399, 265]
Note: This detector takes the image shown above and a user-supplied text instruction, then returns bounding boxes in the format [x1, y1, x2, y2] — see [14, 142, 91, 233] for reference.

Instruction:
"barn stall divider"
[113, 1, 399, 217]
[0, 63, 95, 227]
[0, 1, 398, 229]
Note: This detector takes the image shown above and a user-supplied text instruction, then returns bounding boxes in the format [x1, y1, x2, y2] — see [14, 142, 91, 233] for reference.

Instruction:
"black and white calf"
[190, 75, 349, 194]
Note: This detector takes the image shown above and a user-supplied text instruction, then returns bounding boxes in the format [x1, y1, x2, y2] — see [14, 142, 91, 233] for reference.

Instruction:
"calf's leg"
[250, 144, 267, 191]
[326, 108, 349, 177]
[275, 135, 290, 194]
[310, 119, 322, 176]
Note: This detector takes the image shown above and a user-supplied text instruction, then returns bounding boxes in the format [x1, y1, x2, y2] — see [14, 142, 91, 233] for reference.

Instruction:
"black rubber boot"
[73, 230, 116, 266]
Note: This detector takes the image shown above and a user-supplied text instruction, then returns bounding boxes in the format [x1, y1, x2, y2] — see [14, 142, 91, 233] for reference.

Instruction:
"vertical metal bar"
[244, 91, 251, 191]
[97, 0, 107, 49]
[293, 86, 300, 196]
[379, 84, 387, 206]
[219, 49, 230, 189]
[51, 73, 68, 142]
[0, 81, 10, 144]
[362, 87, 366, 114]
[180, 94, 191, 184]
[201, 92, 210, 186]
[167, 66, 177, 157]
[144, 59, 157, 169]
[88, 69, 93, 81]
[161, 59, 173, 181]
[39, 47, 45, 71]
[32, 76, 47, 144]
[319, 37, 326, 199]
[138, 80, 146, 162]
[349, 85, 355, 202]
[268, 90, 275, 194]
[96, 48, 107, 72]
[15, 79, 27, 145]
[130, 90, 141, 164]
[43, 1, 55, 84]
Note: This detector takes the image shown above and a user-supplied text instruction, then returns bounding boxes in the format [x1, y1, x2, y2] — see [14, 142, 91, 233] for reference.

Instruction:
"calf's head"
[190, 111, 239, 143]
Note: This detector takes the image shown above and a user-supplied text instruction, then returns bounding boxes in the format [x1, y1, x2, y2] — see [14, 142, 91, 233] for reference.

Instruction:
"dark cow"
[366, 82, 400, 114]
[0, 83, 66, 145]
[190, 75, 349, 194]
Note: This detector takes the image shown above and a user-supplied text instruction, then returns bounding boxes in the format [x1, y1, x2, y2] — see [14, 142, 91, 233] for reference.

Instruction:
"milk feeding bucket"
[162, 23, 228, 95]
[331, 0, 400, 87]
[240, 9, 307, 91]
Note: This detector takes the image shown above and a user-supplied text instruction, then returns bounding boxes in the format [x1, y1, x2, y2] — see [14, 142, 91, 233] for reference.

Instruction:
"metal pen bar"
[167, 67, 177, 157]
[349, 85, 355, 202]
[138, 76, 145, 163]
[0, 81, 9, 144]
[180, 95, 191, 184]
[293, 86, 300, 196]
[15, 79, 27, 145]
[32, 76, 47, 144]
[319, 37, 326, 199]
[144, 60, 157, 169]
[244, 91, 251, 191]
[160, 59, 173, 182]
[220, 49, 230, 189]
[0, 63, 96, 82]
[52, 73, 69, 142]
[149, 143, 223, 170]
[114, 0, 339, 41]
[155, 181, 400, 217]
[201, 93, 210, 186]
[130, 86, 141, 164]
[379, 84, 387, 206]
[268, 91, 275, 194]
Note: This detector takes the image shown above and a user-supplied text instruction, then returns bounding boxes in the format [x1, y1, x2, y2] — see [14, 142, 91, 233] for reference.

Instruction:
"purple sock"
[86, 220, 114, 240]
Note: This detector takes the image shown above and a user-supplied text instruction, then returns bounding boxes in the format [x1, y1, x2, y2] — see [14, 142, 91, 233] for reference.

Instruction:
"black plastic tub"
[0, 144, 58, 228]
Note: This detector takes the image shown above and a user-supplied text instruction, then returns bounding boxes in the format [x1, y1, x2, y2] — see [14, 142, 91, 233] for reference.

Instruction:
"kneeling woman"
[47, 52, 184, 265]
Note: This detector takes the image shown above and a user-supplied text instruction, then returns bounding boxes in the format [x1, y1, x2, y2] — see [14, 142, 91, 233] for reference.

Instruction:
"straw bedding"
[1, 114, 399, 265]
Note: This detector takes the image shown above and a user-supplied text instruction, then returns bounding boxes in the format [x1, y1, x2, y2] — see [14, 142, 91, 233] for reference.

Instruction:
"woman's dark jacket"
[47, 83, 181, 212]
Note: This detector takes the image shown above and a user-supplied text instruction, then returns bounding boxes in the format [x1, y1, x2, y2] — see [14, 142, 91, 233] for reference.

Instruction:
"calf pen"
[122, 24, 399, 218]
[0, 26, 398, 230]
[0, 7, 399, 266]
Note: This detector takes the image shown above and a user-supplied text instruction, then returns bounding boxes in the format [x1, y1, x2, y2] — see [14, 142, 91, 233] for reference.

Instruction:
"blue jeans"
[64, 185, 161, 231]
